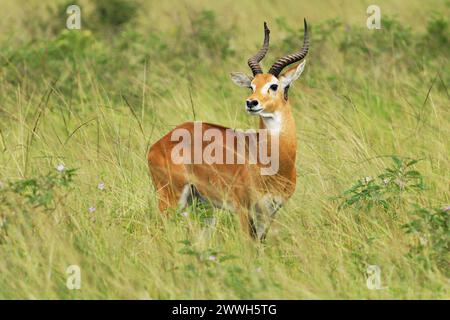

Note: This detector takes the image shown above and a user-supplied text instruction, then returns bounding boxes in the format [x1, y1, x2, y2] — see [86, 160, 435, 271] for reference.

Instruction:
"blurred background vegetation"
[0, 0, 448, 299]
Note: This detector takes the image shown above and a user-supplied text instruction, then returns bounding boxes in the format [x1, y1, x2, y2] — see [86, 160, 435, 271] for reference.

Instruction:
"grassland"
[0, 0, 449, 299]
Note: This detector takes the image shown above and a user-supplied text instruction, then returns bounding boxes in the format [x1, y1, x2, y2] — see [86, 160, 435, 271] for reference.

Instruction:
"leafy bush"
[418, 15, 450, 58]
[337, 156, 425, 212]
[339, 16, 414, 63]
[0, 167, 76, 240]
[91, 0, 138, 32]
[3, 29, 106, 90]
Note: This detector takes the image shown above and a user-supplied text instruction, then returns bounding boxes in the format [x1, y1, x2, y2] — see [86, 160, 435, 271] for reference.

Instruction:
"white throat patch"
[260, 111, 282, 134]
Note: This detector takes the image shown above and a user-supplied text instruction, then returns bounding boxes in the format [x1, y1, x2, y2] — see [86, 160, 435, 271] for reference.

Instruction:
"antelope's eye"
[269, 84, 278, 91]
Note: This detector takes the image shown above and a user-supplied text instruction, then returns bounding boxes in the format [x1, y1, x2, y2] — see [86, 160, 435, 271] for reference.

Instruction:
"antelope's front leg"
[235, 208, 258, 239]
[253, 196, 284, 241]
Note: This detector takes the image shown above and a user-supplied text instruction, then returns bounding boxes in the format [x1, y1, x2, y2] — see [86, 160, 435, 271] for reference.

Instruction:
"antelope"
[148, 20, 309, 240]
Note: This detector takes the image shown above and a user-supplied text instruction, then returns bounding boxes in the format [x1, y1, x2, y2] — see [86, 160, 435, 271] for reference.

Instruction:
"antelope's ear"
[279, 60, 306, 89]
[230, 72, 253, 88]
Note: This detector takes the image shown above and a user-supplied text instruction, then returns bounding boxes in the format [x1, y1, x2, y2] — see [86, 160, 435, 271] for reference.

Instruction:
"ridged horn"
[268, 18, 309, 77]
[247, 22, 270, 76]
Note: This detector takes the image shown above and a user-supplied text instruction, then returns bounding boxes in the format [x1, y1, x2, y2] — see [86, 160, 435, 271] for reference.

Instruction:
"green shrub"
[337, 156, 425, 212]
[0, 167, 76, 241]
[418, 15, 450, 58]
[339, 16, 414, 61]
[91, 0, 138, 32]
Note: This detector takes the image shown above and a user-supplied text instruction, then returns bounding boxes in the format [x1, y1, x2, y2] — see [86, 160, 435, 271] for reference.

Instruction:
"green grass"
[0, 0, 449, 299]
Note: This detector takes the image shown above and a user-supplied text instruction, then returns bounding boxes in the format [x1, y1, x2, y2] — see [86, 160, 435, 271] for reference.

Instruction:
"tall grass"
[0, 0, 448, 299]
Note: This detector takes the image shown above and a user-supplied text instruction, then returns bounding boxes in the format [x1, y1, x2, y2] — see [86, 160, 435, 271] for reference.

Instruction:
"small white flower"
[362, 176, 373, 184]
[443, 205, 450, 212]
[383, 178, 390, 185]
[208, 255, 217, 262]
[97, 182, 105, 190]
[180, 211, 189, 218]
[88, 206, 96, 213]
[419, 236, 428, 246]
[56, 164, 65, 172]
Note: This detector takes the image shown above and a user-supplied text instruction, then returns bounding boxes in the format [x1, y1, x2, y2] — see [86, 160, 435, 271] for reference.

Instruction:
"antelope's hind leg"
[151, 178, 185, 213]
[150, 168, 197, 213]
[148, 151, 189, 213]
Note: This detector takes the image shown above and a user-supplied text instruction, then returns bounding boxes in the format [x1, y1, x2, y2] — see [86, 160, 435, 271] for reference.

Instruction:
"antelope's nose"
[246, 100, 259, 108]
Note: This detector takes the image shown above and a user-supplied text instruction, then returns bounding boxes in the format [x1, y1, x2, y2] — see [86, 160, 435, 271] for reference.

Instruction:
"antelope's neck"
[259, 104, 297, 188]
